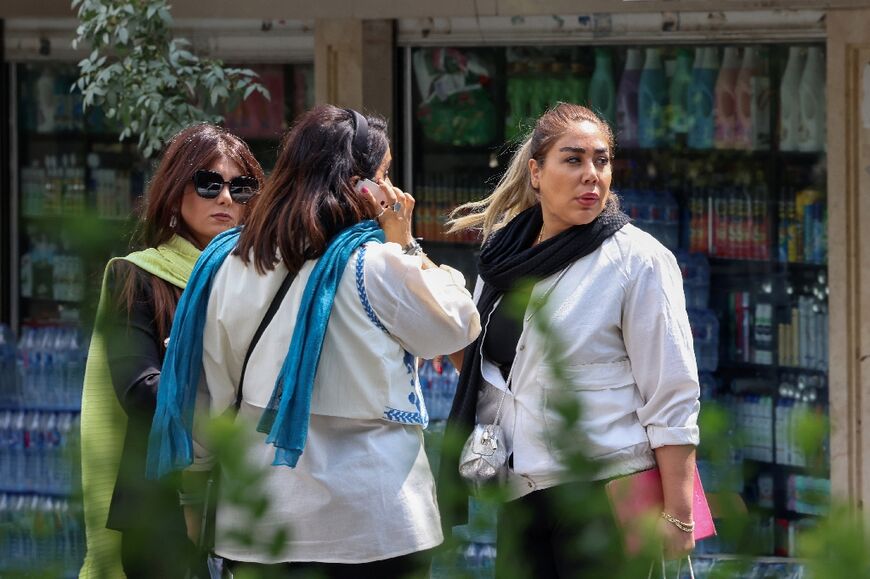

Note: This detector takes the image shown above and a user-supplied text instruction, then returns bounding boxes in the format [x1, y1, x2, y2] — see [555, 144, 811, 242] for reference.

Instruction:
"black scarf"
[438, 200, 630, 528]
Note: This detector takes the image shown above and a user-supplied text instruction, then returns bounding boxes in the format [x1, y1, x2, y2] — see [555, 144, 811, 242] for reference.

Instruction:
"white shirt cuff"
[646, 424, 700, 449]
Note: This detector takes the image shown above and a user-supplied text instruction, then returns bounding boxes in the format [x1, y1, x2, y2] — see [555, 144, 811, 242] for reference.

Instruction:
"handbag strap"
[491, 366, 513, 426]
[491, 265, 573, 427]
[647, 556, 695, 579]
[234, 270, 296, 410]
[189, 271, 296, 566]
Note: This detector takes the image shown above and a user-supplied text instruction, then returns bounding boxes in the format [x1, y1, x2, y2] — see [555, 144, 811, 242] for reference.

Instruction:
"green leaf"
[73, 0, 271, 158]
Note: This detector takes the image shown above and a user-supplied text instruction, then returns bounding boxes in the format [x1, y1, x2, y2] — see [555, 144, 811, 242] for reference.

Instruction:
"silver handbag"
[458, 369, 511, 484]
[458, 423, 508, 483]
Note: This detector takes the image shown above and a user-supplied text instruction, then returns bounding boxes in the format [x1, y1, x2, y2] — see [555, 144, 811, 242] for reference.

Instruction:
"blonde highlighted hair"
[447, 102, 615, 242]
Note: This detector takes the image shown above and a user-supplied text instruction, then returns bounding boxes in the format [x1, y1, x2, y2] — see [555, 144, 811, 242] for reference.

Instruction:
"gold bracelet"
[661, 511, 695, 534]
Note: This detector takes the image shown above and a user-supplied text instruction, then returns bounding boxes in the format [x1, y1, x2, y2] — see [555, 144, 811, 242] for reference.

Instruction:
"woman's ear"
[528, 158, 541, 190]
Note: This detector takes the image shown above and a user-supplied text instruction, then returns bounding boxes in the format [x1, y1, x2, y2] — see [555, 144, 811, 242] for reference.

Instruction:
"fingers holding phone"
[356, 177, 414, 246]
[355, 178, 389, 217]
[382, 177, 415, 223]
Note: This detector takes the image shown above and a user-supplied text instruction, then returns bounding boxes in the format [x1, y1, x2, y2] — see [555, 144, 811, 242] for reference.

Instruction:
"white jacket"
[199, 242, 481, 426]
[191, 241, 481, 563]
[476, 224, 701, 500]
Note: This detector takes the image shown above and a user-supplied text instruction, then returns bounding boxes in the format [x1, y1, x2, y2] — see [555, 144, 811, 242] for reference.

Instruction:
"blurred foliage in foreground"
[8, 247, 863, 578]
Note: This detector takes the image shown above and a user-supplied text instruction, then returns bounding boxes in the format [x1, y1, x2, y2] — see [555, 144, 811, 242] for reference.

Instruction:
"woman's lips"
[576, 192, 600, 207]
[211, 213, 234, 223]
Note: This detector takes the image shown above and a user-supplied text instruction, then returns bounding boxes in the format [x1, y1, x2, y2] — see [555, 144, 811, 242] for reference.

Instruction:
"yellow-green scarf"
[79, 235, 200, 579]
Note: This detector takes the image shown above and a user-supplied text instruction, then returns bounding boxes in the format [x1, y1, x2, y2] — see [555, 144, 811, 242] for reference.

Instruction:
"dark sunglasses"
[192, 169, 259, 204]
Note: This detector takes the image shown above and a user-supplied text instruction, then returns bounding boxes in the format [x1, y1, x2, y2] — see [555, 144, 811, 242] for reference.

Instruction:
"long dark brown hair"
[115, 123, 264, 345]
[236, 105, 389, 275]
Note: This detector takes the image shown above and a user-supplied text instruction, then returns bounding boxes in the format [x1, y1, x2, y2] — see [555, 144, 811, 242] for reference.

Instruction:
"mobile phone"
[355, 178, 389, 207]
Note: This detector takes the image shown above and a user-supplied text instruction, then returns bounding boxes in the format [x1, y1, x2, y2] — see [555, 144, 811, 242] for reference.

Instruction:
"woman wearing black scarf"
[440, 103, 701, 577]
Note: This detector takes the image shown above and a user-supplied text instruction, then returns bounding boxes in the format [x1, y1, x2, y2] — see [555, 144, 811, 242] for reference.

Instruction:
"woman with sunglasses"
[79, 123, 263, 579]
[146, 105, 481, 577]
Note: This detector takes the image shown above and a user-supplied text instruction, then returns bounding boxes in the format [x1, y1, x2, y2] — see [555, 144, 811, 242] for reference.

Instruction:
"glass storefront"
[0, 60, 312, 576]
[409, 42, 828, 571]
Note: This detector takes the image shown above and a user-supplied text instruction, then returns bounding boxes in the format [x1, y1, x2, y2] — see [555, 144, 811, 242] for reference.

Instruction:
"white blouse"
[191, 241, 481, 564]
[475, 224, 701, 501]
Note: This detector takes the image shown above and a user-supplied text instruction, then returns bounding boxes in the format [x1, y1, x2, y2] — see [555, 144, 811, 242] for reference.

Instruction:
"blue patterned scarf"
[146, 220, 384, 479]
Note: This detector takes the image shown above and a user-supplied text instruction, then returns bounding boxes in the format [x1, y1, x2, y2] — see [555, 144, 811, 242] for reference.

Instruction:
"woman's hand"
[653, 445, 696, 560]
[359, 178, 415, 247]
[658, 516, 695, 560]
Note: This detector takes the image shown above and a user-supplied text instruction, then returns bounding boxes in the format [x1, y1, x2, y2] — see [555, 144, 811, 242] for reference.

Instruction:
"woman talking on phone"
[146, 105, 481, 577]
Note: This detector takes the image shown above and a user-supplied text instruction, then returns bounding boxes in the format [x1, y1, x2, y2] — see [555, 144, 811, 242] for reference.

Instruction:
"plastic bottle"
[35, 68, 57, 133]
[734, 47, 758, 150]
[689, 309, 720, 373]
[616, 48, 643, 148]
[683, 253, 711, 310]
[795, 188, 821, 264]
[57, 413, 73, 494]
[0, 325, 17, 406]
[565, 61, 590, 110]
[461, 542, 481, 574]
[638, 48, 667, 149]
[714, 47, 741, 149]
[543, 62, 566, 109]
[688, 186, 708, 254]
[10, 412, 26, 492]
[661, 189, 680, 250]
[699, 373, 718, 400]
[712, 187, 730, 257]
[0, 494, 9, 570]
[527, 63, 547, 120]
[478, 543, 497, 576]
[0, 412, 10, 488]
[675, 250, 693, 304]
[688, 47, 718, 149]
[35, 328, 55, 408]
[668, 48, 694, 144]
[779, 46, 807, 152]
[633, 189, 655, 238]
[66, 328, 86, 409]
[619, 187, 637, 224]
[24, 411, 43, 492]
[506, 66, 529, 141]
[798, 46, 826, 152]
[588, 48, 616, 129]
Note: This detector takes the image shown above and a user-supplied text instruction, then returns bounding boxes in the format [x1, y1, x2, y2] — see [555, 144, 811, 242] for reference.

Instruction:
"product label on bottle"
[751, 77, 771, 149]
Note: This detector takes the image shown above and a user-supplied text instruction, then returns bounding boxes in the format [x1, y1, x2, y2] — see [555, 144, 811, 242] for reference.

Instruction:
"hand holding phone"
[355, 178, 389, 207]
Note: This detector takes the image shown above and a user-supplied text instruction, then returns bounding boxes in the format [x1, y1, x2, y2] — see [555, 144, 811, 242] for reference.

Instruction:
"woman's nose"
[216, 184, 233, 205]
[581, 162, 599, 184]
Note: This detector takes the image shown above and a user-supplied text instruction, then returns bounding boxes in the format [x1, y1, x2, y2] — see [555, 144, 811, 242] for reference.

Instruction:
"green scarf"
[79, 235, 200, 579]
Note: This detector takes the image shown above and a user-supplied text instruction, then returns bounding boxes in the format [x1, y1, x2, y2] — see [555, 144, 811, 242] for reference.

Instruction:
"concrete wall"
[314, 19, 395, 132]
[6, 0, 870, 19]
[827, 7, 870, 508]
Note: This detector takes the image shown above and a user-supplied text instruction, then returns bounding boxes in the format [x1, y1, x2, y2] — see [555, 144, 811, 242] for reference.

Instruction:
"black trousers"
[225, 549, 433, 579]
[119, 522, 198, 579]
[495, 481, 622, 579]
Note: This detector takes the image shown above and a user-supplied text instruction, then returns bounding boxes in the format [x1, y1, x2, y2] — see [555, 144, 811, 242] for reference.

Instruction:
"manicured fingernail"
[361, 187, 369, 194]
